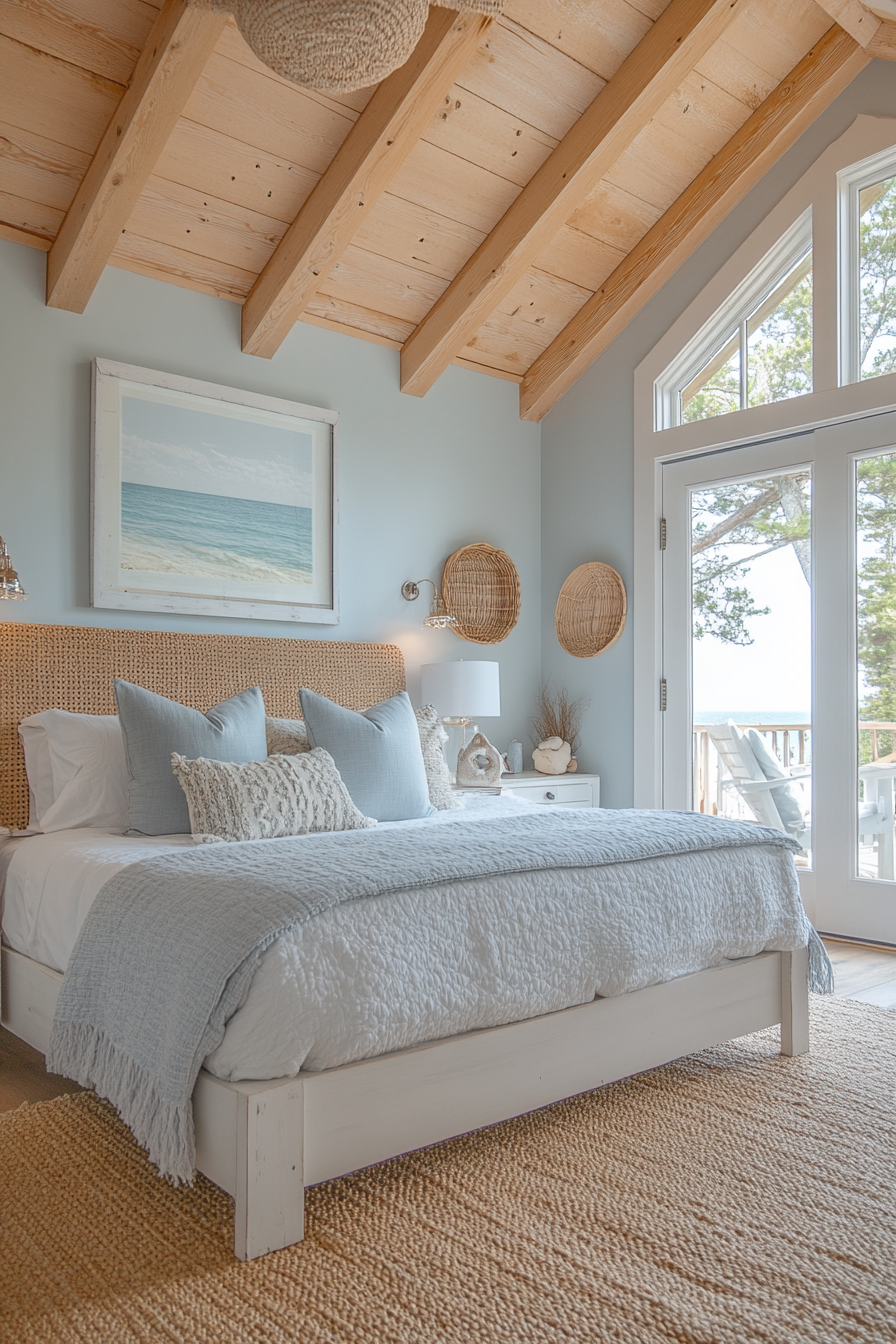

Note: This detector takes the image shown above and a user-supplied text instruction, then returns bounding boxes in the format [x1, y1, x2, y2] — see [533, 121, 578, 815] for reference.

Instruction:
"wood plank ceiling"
[0, 0, 891, 419]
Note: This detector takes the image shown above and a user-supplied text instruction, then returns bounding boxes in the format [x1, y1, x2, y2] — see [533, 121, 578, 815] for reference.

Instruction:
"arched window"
[656, 211, 813, 430]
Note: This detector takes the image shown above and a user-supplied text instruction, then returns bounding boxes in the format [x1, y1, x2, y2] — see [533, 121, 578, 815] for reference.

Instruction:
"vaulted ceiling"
[1, 0, 893, 419]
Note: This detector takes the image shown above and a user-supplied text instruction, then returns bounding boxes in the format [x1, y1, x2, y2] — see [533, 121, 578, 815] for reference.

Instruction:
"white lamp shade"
[420, 661, 500, 719]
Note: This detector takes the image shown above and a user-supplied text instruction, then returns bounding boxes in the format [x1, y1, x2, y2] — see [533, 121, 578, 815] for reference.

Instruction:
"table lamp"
[420, 660, 500, 780]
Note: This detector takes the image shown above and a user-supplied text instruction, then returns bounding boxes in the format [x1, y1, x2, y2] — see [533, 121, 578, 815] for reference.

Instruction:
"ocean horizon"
[693, 710, 811, 725]
[121, 481, 312, 586]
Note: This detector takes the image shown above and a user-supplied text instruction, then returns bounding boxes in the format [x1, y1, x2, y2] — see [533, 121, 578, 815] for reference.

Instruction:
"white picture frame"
[91, 359, 338, 624]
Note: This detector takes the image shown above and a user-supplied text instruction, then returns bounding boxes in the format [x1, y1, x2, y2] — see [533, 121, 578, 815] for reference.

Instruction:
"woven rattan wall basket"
[555, 562, 626, 658]
[442, 543, 521, 645]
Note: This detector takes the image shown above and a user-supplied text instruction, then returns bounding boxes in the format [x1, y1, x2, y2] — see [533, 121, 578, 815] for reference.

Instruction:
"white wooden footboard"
[1, 944, 810, 1262]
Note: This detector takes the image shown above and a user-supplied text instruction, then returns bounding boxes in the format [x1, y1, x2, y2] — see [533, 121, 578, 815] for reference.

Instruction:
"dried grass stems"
[531, 683, 590, 756]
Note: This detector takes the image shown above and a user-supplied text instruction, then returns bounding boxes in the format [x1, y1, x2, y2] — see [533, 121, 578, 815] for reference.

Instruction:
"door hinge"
[659, 517, 667, 550]
[660, 678, 667, 712]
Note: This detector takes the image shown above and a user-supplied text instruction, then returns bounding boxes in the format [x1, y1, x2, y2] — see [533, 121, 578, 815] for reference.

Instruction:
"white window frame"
[656, 210, 813, 431]
[838, 142, 896, 386]
[633, 117, 896, 812]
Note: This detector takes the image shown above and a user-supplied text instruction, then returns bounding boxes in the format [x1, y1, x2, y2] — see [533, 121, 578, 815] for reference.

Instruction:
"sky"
[120, 386, 313, 508]
[692, 541, 811, 715]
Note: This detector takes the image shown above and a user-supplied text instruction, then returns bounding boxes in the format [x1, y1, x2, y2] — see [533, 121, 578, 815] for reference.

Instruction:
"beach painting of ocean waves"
[120, 482, 313, 587]
[91, 360, 337, 622]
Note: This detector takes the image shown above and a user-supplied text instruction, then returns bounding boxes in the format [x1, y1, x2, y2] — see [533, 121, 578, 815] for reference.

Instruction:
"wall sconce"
[401, 578, 456, 630]
[0, 535, 27, 600]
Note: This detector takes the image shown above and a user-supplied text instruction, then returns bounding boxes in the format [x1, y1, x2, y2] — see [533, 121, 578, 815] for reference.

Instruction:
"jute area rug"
[2, 997, 893, 1344]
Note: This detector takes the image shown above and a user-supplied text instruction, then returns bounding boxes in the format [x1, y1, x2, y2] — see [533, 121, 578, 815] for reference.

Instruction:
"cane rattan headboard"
[0, 623, 405, 830]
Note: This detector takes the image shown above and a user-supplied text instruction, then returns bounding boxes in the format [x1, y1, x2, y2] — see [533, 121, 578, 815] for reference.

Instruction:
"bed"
[0, 623, 812, 1261]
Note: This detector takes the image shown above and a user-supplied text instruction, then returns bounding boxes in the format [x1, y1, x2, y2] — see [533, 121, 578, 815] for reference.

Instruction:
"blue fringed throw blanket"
[47, 808, 832, 1182]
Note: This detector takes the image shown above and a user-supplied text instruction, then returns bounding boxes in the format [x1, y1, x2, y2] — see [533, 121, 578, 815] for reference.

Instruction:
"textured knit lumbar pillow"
[114, 681, 268, 836]
[266, 716, 310, 756]
[415, 705, 462, 811]
[299, 688, 432, 822]
[171, 748, 375, 842]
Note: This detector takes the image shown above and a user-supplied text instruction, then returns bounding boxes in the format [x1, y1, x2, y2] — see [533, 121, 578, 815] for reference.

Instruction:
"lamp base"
[441, 718, 475, 784]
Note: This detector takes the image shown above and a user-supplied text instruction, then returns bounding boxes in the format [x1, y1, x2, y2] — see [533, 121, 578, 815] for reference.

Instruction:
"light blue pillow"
[299, 688, 433, 822]
[746, 729, 806, 836]
[114, 680, 268, 835]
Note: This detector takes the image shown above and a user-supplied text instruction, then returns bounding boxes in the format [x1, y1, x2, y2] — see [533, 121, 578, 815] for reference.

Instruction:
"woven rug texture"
[1, 996, 893, 1343]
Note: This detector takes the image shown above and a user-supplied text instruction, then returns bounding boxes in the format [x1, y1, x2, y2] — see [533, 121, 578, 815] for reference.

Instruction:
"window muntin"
[656, 212, 813, 430]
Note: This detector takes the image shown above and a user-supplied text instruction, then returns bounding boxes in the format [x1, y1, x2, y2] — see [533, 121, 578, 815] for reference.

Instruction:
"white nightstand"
[455, 771, 600, 809]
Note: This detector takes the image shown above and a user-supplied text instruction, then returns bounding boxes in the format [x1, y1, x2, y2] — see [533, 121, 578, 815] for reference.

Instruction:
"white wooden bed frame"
[0, 624, 812, 1260]
[1, 940, 809, 1261]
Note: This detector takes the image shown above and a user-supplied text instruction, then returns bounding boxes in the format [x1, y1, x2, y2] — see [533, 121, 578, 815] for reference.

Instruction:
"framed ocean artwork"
[91, 359, 338, 623]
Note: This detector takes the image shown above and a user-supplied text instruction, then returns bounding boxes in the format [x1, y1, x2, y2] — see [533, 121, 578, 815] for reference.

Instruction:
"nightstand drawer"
[504, 780, 593, 806]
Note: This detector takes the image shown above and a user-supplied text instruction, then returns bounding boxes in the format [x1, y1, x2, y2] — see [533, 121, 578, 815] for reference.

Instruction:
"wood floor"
[821, 938, 896, 1009]
[1, 939, 893, 1114]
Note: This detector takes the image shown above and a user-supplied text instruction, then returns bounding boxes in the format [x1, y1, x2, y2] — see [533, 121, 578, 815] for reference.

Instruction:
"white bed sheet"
[1, 797, 809, 1082]
[0, 796, 528, 972]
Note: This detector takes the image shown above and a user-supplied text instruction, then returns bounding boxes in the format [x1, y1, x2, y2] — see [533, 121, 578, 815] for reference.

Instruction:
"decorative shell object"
[456, 733, 504, 787]
[532, 736, 572, 775]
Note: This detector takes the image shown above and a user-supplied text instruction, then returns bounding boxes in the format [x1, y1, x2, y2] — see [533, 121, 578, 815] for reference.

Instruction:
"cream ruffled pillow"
[266, 716, 309, 755]
[171, 748, 375, 842]
[415, 705, 462, 811]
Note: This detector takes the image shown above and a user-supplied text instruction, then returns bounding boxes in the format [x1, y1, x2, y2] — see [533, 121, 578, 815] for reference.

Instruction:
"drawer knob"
[545, 791, 555, 801]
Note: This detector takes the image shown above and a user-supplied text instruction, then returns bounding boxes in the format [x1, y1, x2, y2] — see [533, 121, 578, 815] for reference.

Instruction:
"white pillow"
[18, 711, 129, 832]
[171, 748, 375, 842]
[18, 718, 55, 827]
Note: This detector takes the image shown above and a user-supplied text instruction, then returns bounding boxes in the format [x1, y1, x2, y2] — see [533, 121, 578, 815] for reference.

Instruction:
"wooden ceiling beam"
[398, 0, 744, 399]
[240, 7, 493, 360]
[46, 0, 227, 313]
[867, 19, 896, 57]
[518, 25, 869, 423]
[813, 0, 881, 45]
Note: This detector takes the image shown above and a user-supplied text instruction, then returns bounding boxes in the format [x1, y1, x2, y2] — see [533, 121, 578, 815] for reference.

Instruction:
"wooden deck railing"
[693, 720, 896, 814]
[858, 722, 896, 763]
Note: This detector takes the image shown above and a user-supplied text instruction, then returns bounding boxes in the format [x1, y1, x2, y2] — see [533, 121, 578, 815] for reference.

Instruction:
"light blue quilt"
[47, 808, 830, 1182]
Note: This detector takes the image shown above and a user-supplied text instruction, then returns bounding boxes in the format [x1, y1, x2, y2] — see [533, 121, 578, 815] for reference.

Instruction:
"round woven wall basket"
[555, 562, 626, 658]
[442, 543, 521, 645]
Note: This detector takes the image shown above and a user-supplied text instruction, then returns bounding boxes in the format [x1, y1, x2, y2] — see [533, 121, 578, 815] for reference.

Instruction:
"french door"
[662, 411, 896, 944]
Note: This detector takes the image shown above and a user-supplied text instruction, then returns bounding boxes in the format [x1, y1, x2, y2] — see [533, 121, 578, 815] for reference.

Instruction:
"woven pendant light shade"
[208, 0, 503, 93]
[442, 542, 520, 645]
[555, 562, 627, 659]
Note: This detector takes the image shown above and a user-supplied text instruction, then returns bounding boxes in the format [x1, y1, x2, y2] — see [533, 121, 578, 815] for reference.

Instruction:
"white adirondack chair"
[707, 721, 811, 844]
[707, 721, 894, 878]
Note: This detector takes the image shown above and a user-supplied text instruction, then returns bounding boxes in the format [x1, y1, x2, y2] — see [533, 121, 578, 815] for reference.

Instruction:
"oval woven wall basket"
[442, 543, 521, 645]
[555, 562, 626, 658]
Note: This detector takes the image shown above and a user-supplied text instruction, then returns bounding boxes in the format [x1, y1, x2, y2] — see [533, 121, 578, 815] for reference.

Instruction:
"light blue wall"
[5, 62, 894, 788]
[0, 241, 541, 748]
[540, 61, 896, 809]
